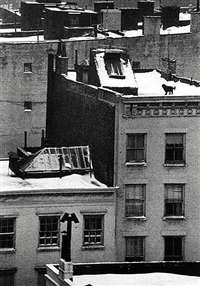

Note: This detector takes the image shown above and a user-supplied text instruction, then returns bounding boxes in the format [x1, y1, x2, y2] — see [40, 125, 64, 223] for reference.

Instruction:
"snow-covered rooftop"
[134, 70, 200, 97]
[67, 70, 200, 98]
[0, 160, 107, 192]
[73, 272, 200, 286]
[0, 13, 192, 43]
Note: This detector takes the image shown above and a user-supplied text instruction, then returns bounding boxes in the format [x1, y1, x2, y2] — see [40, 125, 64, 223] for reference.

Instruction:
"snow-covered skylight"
[95, 49, 138, 89]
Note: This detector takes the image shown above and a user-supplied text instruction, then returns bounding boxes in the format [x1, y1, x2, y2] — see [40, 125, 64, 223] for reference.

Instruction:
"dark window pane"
[164, 236, 183, 261]
[125, 237, 144, 261]
[165, 134, 184, 163]
[0, 273, 14, 286]
[165, 149, 174, 161]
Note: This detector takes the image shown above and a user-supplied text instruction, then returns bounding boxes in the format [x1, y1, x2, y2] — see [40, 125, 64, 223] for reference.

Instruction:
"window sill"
[24, 109, 32, 112]
[37, 246, 60, 252]
[126, 162, 147, 167]
[125, 216, 146, 221]
[163, 216, 186, 220]
[24, 71, 32, 74]
[164, 163, 185, 167]
[81, 245, 105, 251]
[0, 248, 16, 254]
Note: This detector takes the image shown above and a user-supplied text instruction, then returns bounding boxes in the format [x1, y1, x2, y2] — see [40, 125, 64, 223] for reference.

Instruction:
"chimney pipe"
[41, 129, 45, 146]
[75, 50, 78, 66]
[24, 131, 27, 149]
[59, 155, 63, 178]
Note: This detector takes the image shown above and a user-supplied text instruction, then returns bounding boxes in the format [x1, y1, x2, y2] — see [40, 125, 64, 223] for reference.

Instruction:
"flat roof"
[134, 70, 200, 97]
[73, 272, 200, 286]
[0, 160, 107, 193]
[67, 70, 200, 98]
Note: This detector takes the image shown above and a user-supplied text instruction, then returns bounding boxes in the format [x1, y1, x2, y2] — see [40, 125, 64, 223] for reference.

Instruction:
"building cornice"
[123, 99, 200, 118]
[0, 187, 118, 197]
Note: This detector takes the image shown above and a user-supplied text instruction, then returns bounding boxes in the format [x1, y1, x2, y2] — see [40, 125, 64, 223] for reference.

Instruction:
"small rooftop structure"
[2, 160, 106, 192]
[88, 48, 138, 95]
[8, 145, 92, 178]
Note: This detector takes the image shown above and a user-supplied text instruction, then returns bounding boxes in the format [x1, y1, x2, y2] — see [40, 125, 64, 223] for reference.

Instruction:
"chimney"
[143, 16, 161, 37]
[46, 47, 55, 140]
[56, 41, 68, 75]
[56, 57, 68, 75]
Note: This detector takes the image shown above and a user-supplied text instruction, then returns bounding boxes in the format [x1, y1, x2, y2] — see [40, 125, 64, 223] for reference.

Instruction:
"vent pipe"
[24, 131, 27, 149]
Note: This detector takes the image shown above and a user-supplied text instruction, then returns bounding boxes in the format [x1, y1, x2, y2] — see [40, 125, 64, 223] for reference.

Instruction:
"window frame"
[0, 218, 15, 250]
[125, 236, 145, 262]
[104, 52, 125, 79]
[69, 13, 80, 26]
[24, 63, 32, 73]
[24, 101, 32, 111]
[82, 215, 104, 248]
[164, 236, 184, 261]
[0, 269, 17, 286]
[165, 133, 186, 165]
[38, 216, 60, 248]
[125, 184, 146, 218]
[132, 61, 140, 70]
[164, 184, 184, 217]
[126, 133, 147, 164]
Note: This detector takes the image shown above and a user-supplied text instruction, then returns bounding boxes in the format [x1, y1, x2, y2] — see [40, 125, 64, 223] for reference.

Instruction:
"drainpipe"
[75, 50, 78, 67]
[59, 155, 63, 178]
[46, 47, 55, 140]
[24, 131, 27, 149]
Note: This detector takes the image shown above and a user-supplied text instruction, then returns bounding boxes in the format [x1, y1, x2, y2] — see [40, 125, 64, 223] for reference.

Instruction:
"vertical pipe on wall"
[24, 131, 27, 149]
[46, 48, 55, 141]
[75, 50, 78, 66]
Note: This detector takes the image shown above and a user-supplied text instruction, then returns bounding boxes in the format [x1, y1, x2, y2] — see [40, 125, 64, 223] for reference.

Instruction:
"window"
[104, 52, 124, 78]
[0, 271, 15, 286]
[37, 271, 46, 286]
[165, 133, 185, 164]
[69, 14, 79, 26]
[83, 215, 103, 247]
[125, 184, 145, 217]
[126, 134, 146, 163]
[24, 63, 32, 73]
[132, 61, 140, 70]
[164, 184, 184, 216]
[0, 218, 15, 249]
[125, 237, 144, 261]
[24, 101, 32, 111]
[106, 59, 123, 77]
[39, 216, 59, 247]
[164, 236, 183, 261]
